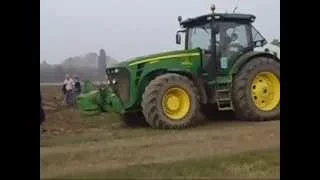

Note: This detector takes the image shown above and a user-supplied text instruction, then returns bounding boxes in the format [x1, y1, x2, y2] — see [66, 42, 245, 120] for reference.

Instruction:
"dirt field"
[40, 86, 280, 179]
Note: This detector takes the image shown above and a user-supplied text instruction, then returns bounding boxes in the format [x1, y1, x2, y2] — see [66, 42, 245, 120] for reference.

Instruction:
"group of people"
[62, 74, 82, 107]
[40, 74, 82, 128]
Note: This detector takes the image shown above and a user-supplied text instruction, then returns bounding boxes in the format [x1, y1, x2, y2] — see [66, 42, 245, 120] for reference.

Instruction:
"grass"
[40, 85, 280, 179]
[40, 112, 269, 147]
[41, 122, 279, 179]
[58, 148, 280, 179]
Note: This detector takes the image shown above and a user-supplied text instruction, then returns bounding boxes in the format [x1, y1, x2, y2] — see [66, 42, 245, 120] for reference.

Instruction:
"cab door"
[186, 23, 216, 82]
[216, 22, 253, 75]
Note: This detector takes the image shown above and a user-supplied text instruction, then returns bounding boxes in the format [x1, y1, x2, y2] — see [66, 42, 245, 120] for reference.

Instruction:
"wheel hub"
[166, 95, 180, 111]
[251, 72, 280, 111]
[162, 87, 191, 120]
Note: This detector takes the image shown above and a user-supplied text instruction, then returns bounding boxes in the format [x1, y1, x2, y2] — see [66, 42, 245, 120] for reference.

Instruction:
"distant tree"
[61, 57, 73, 68]
[271, 39, 280, 47]
[40, 51, 117, 82]
[83, 52, 98, 68]
[42, 60, 48, 65]
[54, 65, 65, 81]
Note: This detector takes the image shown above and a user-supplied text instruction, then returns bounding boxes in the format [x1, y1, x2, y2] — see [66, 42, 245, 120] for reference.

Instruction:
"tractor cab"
[176, 7, 267, 77]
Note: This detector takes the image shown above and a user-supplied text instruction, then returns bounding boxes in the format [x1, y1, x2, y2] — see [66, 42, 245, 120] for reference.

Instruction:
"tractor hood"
[255, 43, 280, 59]
[111, 49, 200, 68]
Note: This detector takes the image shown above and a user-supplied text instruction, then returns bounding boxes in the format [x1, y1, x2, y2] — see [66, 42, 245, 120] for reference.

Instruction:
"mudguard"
[230, 51, 280, 75]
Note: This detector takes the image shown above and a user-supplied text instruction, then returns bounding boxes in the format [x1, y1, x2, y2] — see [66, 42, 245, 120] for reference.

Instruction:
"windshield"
[186, 22, 265, 50]
[219, 22, 251, 50]
[187, 23, 212, 50]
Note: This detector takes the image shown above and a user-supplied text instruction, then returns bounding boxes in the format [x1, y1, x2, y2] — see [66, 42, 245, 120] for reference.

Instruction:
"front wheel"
[232, 57, 280, 121]
[141, 73, 201, 129]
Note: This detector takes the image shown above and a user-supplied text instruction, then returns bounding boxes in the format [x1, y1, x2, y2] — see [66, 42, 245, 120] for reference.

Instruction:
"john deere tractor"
[78, 5, 280, 129]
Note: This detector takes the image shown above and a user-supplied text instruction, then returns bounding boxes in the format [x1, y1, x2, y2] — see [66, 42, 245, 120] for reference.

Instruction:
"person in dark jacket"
[74, 76, 81, 94]
[40, 91, 45, 126]
[72, 76, 82, 106]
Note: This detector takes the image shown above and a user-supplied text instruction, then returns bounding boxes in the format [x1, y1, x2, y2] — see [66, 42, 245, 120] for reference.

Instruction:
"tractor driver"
[228, 32, 242, 51]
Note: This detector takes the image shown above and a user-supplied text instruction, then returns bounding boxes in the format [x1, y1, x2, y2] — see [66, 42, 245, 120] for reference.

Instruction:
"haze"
[40, 0, 280, 64]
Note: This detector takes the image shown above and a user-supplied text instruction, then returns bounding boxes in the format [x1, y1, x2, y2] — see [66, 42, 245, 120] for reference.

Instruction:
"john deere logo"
[181, 58, 193, 66]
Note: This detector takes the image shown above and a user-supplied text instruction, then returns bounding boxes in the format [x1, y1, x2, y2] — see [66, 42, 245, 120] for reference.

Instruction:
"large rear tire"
[232, 57, 280, 121]
[141, 73, 201, 129]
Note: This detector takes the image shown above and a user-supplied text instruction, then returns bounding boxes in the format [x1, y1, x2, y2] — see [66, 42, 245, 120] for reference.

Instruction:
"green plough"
[77, 81, 124, 116]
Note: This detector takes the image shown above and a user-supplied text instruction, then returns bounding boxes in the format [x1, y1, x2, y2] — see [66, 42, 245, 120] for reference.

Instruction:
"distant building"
[98, 49, 107, 81]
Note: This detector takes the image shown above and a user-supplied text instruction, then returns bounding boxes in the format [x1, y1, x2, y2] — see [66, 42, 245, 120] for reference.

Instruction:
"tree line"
[40, 49, 117, 82]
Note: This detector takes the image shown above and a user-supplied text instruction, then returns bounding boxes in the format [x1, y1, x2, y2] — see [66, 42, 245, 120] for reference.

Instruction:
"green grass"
[59, 148, 279, 179]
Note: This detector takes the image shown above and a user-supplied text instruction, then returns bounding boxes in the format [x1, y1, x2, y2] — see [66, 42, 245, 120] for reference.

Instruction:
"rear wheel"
[141, 73, 200, 129]
[232, 57, 280, 121]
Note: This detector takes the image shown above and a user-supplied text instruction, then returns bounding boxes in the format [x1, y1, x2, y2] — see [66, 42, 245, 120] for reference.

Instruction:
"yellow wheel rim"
[162, 87, 191, 120]
[251, 72, 280, 111]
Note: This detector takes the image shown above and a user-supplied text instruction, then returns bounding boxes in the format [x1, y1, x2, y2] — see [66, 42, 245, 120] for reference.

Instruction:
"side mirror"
[176, 33, 181, 44]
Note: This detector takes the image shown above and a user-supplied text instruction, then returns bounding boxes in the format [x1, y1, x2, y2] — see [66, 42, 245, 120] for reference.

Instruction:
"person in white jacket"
[63, 74, 75, 106]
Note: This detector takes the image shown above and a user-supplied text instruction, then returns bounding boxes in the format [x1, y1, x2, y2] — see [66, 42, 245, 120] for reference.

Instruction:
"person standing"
[63, 74, 75, 106]
[73, 75, 82, 105]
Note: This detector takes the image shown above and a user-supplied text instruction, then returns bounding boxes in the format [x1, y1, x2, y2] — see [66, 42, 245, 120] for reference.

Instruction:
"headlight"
[112, 79, 116, 84]
[114, 68, 119, 73]
[107, 80, 110, 85]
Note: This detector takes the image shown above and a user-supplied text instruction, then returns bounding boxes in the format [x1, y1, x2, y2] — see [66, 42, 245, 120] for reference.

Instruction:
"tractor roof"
[180, 13, 256, 27]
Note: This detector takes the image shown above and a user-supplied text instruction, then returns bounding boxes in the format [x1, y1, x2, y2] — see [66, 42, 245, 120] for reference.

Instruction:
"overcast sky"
[40, 0, 280, 64]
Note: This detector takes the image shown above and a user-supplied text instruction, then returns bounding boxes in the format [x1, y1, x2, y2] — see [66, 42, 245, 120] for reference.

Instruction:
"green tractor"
[78, 5, 280, 129]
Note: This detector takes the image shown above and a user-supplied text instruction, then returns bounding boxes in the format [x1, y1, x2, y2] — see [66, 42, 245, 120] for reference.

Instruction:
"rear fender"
[230, 51, 280, 75]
